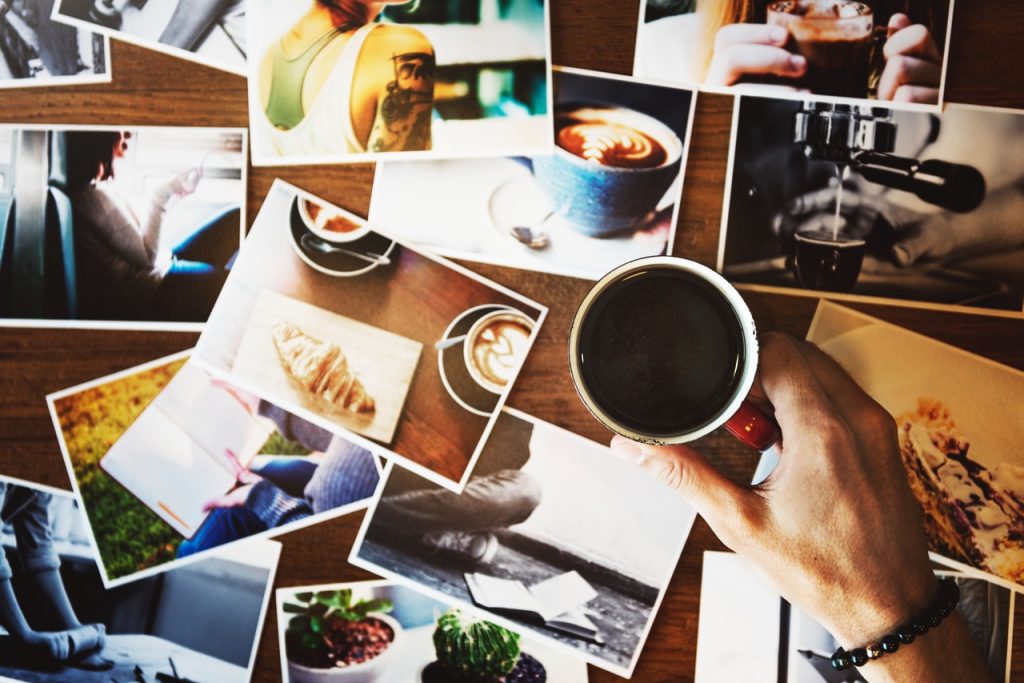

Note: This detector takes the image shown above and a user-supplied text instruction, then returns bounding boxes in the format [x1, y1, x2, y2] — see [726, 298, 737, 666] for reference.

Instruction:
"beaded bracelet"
[830, 577, 960, 671]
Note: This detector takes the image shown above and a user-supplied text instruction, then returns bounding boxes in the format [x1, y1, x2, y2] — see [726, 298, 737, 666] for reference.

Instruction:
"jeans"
[175, 458, 319, 558]
[0, 483, 60, 580]
[152, 204, 239, 321]
[372, 469, 542, 539]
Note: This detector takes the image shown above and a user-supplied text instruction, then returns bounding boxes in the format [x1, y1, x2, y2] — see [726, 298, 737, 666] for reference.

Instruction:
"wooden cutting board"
[231, 290, 422, 445]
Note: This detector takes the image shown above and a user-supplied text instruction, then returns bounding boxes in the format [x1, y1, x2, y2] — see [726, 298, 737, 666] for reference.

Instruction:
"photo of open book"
[465, 570, 602, 642]
[99, 361, 273, 538]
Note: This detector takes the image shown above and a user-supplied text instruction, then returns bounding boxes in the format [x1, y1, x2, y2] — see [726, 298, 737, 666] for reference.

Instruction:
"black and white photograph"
[246, 0, 552, 165]
[48, 350, 381, 588]
[369, 66, 696, 279]
[0, 474, 280, 683]
[51, 0, 245, 76]
[718, 96, 1024, 316]
[634, 0, 955, 110]
[349, 408, 697, 677]
[275, 580, 587, 682]
[0, 0, 109, 88]
[694, 551, 1013, 683]
[0, 125, 247, 330]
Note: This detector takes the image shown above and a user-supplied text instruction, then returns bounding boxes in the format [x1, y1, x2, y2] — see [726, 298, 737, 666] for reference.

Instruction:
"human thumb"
[609, 435, 750, 530]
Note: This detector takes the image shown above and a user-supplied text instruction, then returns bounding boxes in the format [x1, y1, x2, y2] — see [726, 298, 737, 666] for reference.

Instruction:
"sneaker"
[419, 531, 499, 564]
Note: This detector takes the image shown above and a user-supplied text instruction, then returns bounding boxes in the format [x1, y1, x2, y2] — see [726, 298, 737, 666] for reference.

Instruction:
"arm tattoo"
[371, 51, 435, 152]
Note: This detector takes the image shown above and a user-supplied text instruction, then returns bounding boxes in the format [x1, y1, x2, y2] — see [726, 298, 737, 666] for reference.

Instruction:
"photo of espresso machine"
[720, 97, 1024, 312]
[793, 102, 986, 214]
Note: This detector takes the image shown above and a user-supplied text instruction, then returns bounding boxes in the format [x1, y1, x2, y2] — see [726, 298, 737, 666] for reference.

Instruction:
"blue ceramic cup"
[533, 104, 683, 237]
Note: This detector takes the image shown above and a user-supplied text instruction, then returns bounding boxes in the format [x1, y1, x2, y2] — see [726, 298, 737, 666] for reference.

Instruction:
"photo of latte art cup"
[463, 310, 535, 395]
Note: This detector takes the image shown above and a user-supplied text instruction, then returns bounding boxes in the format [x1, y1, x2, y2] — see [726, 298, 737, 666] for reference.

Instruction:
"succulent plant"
[432, 608, 522, 681]
[284, 589, 393, 654]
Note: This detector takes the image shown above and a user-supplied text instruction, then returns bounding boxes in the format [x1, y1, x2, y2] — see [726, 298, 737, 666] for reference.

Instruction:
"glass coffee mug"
[568, 257, 780, 451]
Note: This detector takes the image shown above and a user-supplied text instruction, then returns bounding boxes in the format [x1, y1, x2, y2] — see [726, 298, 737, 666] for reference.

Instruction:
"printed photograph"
[349, 408, 697, 677]
[0, 475, 280, 683]
[245, 0, 552, 165]
[369, 66, 696, 279]
[718, 97, 1024, 316]
[0, 0, 109, 88]
[275, 580, 588, 682]
[635, 0, 954, 108]
[803, 301, 1024, 590]
[193, 180, 546, 490]
[0, 125, 246, 329]
[47, 351, 380, 587]
[51, 0, 245, 75]
[694, 552, 1013, 682]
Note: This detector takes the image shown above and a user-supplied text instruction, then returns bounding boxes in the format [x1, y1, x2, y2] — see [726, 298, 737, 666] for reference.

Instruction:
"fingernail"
[770, 25, 788, 43]
[789, 55, 806, 72]
[610, 436, 645, 464]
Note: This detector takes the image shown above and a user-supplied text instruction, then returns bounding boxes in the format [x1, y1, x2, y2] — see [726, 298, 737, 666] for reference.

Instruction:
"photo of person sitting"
[256, 0, 435, 156]
[0, 482, 110, 671]
[0, 0, 107, 85]
[66, 130, 240, 322]
[369, 412, 542, 564]
[636, 0, 951, 104]
[177, 401, 382, 558]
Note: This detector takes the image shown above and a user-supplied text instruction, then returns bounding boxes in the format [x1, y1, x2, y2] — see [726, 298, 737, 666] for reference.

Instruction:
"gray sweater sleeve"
[245, 439, 379, 528]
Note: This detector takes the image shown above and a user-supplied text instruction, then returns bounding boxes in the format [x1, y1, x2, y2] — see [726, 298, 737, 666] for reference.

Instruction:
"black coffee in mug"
[576, 267, 746, 437]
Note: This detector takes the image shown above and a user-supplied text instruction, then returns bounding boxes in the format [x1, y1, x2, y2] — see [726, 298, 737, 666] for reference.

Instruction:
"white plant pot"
[286, 615, 403, 683]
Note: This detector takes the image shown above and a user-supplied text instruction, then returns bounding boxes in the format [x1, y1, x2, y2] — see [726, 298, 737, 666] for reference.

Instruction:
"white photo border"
[45, 349, 383, 590]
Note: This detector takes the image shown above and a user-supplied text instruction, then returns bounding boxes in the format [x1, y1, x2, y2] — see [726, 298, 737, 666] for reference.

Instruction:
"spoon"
[301, 233, 391, 266]
[434, 334, 467, 351]
[508, 208, 558, 249]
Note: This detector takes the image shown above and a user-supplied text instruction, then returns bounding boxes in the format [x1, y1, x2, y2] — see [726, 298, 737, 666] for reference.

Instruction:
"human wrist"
[826, 567, 940, 648]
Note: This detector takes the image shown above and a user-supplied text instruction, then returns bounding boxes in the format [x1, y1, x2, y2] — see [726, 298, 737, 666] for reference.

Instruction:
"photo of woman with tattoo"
[246, 0, 552, 165]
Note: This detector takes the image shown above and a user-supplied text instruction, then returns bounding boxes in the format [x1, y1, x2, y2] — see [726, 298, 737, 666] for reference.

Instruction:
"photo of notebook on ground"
[98, 361, 274, 538]
[465, 570, 602, 642]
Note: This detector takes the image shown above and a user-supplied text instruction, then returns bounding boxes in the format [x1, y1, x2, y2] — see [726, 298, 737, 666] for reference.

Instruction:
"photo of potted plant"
[421, 608, 548, 682]
[283, 589, 402, 683]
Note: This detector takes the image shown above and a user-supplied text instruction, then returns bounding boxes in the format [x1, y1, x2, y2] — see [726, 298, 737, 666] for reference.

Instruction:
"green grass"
[52, 360, 309, 580]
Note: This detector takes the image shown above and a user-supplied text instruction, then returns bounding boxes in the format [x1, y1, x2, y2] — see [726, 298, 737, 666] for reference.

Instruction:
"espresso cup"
[299, 197, 371, 244]
[532, 103, 683, 237]
[464, 309, 535, 395]
[792, 230, 867, 292]
[767, 0, 874, 99]
[569, 256, 779, 450]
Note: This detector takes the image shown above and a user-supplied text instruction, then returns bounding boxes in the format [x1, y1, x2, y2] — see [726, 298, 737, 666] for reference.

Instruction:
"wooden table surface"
[2, 1, 1023, 681]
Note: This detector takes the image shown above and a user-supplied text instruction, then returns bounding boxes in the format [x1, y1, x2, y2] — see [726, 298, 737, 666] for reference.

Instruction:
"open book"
[464, 570, 603, 642]
[100, 362, 273, 539]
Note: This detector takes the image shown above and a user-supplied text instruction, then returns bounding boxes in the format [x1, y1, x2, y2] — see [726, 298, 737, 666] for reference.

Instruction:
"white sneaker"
[419, 531, 499, 564]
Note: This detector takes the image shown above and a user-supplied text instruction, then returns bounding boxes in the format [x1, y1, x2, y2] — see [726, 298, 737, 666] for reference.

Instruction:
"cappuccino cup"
[569, 257, 780, 451]
[464, 309, 535, 395]
[533, 104, 683, 237]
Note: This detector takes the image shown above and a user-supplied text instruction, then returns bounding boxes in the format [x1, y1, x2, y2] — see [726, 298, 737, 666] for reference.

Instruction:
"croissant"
[272, 322, 375, 414]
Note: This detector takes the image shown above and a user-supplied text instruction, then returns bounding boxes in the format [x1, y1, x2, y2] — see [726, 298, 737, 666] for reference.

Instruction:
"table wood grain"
[2, 1, 1023, 681]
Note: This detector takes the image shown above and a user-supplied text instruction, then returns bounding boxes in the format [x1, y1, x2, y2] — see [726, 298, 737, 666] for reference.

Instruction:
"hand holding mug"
[706, 23, 808, 88]
[878, 13, 942, 104]
[610, 334, 993, 681]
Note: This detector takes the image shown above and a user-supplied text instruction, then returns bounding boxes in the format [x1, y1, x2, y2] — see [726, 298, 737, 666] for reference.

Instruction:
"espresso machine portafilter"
[794, 102, 986, 213]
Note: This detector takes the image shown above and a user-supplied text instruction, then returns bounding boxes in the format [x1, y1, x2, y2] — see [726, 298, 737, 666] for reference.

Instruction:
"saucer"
[486, 173, 673, 276]
[289, 197, 396, 277]
[437, 304, 518, 417]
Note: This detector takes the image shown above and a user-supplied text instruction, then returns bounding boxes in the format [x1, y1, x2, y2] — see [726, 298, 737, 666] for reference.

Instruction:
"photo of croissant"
[272, 321, 376, 414]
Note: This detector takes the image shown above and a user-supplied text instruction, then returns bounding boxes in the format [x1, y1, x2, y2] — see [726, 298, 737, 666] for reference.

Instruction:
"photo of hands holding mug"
[636, 0, 952, 105]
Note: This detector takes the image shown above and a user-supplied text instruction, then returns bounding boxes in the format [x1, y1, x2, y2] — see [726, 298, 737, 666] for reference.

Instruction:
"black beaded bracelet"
[830, 577, 960, 671]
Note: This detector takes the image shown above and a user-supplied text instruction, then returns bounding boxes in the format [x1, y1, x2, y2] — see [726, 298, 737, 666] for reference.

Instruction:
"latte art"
[556, 118, 668, 169]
